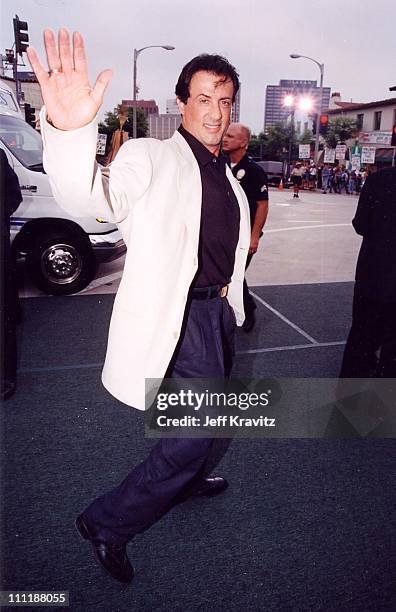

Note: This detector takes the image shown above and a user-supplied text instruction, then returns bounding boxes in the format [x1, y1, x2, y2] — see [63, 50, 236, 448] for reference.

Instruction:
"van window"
[0, 114, 43, 169]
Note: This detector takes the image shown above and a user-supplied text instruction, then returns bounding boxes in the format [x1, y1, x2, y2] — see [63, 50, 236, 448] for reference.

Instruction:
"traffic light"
[13, 15, 29, 56]
[319, 114, 329, 135]
[311, 114, 317, 134]
[24, 103, 36, 127]
[391, 124, 396, 147]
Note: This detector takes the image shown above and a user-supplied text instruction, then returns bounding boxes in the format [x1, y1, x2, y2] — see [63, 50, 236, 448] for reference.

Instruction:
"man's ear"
[176, 97, 185, 115]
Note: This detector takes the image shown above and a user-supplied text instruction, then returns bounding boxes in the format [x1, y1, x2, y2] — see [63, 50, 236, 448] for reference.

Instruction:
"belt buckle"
[220, 285, 228, 298]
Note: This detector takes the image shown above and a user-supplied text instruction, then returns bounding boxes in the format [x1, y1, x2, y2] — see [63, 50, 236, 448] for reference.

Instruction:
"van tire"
[26, 229, 96, 295]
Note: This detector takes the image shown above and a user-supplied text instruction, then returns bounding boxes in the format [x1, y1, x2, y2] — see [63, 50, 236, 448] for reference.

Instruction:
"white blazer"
[40, 109, 251, 410]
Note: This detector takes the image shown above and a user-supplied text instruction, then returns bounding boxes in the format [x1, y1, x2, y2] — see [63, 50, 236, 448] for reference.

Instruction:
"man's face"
[177, 70, 234, 155]
[222, 124, 247, 154]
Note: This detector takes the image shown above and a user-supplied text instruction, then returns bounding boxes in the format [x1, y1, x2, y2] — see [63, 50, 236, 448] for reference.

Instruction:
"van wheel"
[26, 230, 96, 295]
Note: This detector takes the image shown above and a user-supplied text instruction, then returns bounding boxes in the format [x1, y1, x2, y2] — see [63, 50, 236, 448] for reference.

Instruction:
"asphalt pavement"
[1, 189, 395, 611]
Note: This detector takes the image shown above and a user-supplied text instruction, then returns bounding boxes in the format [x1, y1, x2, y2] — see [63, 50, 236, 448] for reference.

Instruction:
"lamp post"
[290, 54, 324, 164]
[283, 94, 313, 178]
[283, 94, 295, 179]
[133, 44, 175, 139]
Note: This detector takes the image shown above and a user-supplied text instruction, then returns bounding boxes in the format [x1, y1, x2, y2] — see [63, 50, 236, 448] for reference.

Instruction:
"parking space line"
[265, 223, 350, 233]
[18, 341, 347, 373]
[236, 340, 346, 355]
[79, 271, 123, 294]
[18, 363, 103, 373]
[250, 290, 319, 344]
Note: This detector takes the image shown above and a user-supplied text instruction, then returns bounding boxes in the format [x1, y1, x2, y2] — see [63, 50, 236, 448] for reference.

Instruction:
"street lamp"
[283, 94, 295, 178]
[290, 54, 324, 164]
[133, 44, 175, 138]
[283, 94, 313, 177]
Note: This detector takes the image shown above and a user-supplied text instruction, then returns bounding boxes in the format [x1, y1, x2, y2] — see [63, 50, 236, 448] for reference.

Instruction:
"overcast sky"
[1, 0, 395, 133]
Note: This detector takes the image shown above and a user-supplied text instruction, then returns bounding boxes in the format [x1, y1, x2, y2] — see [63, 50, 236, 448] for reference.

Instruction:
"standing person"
[0, 150, 22, 400]
[340, 167, 396, 377]
[308, 163, 317, 190]
[291, 161, 304, 198]
[222, 123, 269, 332]
[27, 29, 250, 584]
[321, 164, 331, 194]
[348, 170, 357, 195]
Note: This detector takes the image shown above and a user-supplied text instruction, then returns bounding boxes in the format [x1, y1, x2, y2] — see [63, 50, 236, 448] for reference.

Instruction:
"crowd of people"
[291, 161, 370, 196]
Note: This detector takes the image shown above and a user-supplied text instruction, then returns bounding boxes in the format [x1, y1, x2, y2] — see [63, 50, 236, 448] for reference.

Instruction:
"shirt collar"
[178, 124, 221, 167]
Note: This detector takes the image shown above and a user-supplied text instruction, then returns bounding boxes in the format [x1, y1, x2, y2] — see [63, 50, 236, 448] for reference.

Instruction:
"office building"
[264, 79, 331, 132]
[149, 113, 182, 140]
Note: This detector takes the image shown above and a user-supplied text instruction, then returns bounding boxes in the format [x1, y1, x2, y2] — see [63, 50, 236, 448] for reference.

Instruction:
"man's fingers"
[26, 46, 49, 86]
[58, 28, 73, 74]
[43, 28, 61, 72]
[73, 31, 88, 74]
[92, 69, 113, 106]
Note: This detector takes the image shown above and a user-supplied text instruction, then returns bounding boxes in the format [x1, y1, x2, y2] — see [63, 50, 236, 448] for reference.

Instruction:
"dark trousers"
[83, 294, 236, 545]
[243, 252, 257, 318]
[340, 294, 396, 378]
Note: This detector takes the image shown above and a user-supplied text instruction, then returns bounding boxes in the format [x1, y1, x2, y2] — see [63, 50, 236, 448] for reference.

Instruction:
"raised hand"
[27, 28, 112, 131]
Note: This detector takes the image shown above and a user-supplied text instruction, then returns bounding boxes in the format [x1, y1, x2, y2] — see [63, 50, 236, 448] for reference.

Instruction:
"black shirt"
[178, 125, 240, 287]
[230, 154, 268, 227]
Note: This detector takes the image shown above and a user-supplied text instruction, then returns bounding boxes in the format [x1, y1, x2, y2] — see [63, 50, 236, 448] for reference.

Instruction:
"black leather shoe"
[242, 311, 256, 333]
[75, 515, 134, 584]
[191, 476, 229, 497]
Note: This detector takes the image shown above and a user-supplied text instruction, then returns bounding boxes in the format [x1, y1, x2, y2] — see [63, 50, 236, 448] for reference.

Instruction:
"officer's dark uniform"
[230, 154, 268, 322]
[340, 167, 396, 377]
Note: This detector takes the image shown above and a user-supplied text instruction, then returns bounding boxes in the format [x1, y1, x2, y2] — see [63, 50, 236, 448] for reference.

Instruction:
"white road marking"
[79, 271, 123, 293]
[250, 290, 319, 344]
[265, 223, 350, 234]
[236, 340, 346, 355]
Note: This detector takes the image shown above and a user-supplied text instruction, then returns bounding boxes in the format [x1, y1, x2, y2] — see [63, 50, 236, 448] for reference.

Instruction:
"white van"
[0, 79, 125, 295]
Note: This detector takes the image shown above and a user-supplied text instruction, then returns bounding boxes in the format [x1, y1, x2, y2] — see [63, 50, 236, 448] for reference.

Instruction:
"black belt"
[191, 285, 229, 300]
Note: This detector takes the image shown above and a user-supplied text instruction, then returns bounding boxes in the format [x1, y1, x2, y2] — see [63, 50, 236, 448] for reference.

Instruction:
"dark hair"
[175, 54, 240, 103]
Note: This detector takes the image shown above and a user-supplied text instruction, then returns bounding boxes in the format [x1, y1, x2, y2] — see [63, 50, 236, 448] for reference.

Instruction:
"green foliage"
[298, 128, 314, 145]
[248, 132, 267, 158]
[261, 122, 297, 160]
[324, 117, 358, 149]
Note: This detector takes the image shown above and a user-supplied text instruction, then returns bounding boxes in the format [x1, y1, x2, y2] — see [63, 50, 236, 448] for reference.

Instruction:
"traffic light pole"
[13, 14, 28, 107]
[12, 53, 22, 106]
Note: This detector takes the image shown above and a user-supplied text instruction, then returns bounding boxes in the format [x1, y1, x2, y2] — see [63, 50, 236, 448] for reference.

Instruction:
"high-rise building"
[231, 86, 240, 123]
[166, 98, 180, 115]
[149, 114, 182, 140]
[264, 79, 331, 132]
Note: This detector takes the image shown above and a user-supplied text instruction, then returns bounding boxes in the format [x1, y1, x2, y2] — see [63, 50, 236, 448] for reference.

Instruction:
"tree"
[248, 132, 267, 158]
[298, 128, 314, 145]
[262, 122, 297, 160]
[324, 117, 358, 149]
[98, 105, 148, 156]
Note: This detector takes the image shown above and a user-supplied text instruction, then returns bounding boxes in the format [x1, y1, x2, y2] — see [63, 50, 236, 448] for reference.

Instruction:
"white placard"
[299, 144, 310, 159]
[361, 146, 376, 165]
[335, 144, 347, 160]
[324, 148, 336, 163]
[351, 154, 361, 171]
[96, 133, 108, 155]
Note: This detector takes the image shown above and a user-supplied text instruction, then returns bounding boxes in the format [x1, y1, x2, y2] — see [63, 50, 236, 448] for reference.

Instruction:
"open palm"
[27, 28, 112, 131]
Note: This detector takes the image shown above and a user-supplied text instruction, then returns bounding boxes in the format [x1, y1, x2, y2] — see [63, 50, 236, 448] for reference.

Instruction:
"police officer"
[222, 123, 269, 332]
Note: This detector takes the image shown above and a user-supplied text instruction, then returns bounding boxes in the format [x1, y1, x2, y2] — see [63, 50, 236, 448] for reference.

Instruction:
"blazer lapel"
[169, 131, 202, 255]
